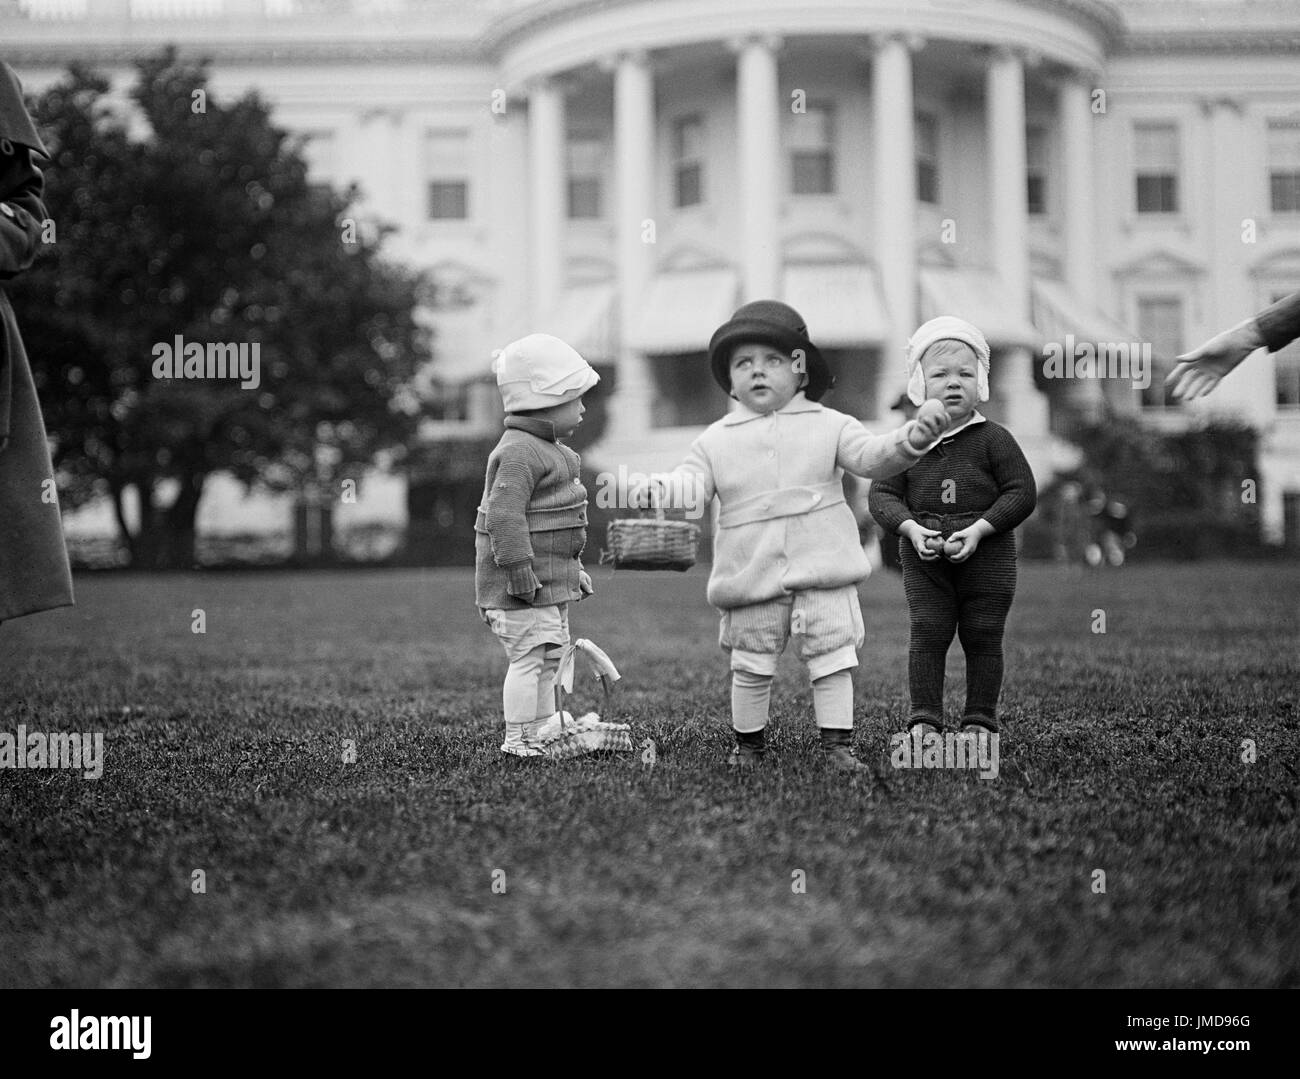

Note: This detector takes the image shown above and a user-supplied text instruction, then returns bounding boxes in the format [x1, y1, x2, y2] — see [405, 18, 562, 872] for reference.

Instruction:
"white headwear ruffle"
[905, 316, 991, 406]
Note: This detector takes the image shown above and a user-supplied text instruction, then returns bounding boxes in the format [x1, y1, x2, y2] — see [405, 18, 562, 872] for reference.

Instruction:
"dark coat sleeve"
[1255, 290, 1300, 354]
[0, 145, 47, 448]
[0, 144, 46, 278]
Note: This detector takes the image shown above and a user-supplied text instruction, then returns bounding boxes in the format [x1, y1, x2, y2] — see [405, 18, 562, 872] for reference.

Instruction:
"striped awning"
[627, 268, 738, 353]
[537, 281, 617, 362]
[1032, 278, 1136, 345]
[782, 263, 890, 346]
[919, 267, 1040, 347]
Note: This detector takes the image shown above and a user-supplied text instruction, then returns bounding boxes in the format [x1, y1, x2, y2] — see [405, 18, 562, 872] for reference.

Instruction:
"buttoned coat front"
[671, 394, 925, 610]
[0, 75, 73, 624]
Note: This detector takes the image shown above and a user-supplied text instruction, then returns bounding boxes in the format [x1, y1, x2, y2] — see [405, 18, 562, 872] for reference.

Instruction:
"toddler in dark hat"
[641, 300, 947, 772]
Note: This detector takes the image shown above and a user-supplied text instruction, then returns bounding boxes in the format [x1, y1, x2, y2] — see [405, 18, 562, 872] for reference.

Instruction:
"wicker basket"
[539, 639, 634, 759]
[605, 506, 700, 571]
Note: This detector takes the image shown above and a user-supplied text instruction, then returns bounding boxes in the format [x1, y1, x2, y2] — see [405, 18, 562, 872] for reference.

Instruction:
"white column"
[732, 35, 782, 302]
[613, 50, 656, 435]
[987, 47, 1029, 315]
[528, 77, 566, 325]
[1058, 75, 1094, 305]
[987, 47, 1046, 436]
[488, 95, 531, 345]
[1205, 96, 1268, 426]
[354, 108, 393, 219]
[872, 34, 918, 414]
[1058, 73, 1102, 418]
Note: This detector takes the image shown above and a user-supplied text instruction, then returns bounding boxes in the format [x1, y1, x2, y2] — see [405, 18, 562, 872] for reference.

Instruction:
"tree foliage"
[14, 48, 428, 567]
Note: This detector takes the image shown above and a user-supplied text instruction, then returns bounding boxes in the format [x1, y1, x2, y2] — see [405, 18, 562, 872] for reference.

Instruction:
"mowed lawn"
[1, 561, 1297, 988]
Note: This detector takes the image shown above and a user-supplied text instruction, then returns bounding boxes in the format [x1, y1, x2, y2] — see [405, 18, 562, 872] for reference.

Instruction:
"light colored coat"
[668, 394, 925, 609]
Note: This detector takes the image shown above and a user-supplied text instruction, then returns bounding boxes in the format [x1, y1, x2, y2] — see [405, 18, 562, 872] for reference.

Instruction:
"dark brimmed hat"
[708, 300, 833, 402]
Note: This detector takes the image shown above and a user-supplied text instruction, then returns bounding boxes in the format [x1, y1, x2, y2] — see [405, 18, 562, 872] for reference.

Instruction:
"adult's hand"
[1165, 319, 1265, 401]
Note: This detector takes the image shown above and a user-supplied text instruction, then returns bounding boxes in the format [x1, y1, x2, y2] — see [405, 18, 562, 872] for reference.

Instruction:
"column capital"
[725, 33, 784, 56]
[869, 31, 926, 54]
[523, 71, 580, 97]
[983, 43, 1029, 68]
[1199, 95, 1246, 117]
[1047, 64, 1102, 91]
[599, 48, 654, 74]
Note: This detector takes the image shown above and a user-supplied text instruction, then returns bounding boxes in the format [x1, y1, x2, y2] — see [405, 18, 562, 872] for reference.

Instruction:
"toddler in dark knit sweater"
[868, 317, 1037, 735]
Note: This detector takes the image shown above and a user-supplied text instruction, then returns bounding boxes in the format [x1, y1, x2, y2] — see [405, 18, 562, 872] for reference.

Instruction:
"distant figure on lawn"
[475, 334, 599, 757]
[869, 317, 1038, 740]
[1166, 290, 1300, 401]
[0, 62, 74, 627]
[638, 301, 948, 773]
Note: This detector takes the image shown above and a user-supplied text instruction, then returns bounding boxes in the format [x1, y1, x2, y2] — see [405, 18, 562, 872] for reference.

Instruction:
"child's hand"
[506, 562, 541, 601]
[909, 399, 949, 448]
[944, 520, 996, 562]
[578, 570, 594, 598]
[628, 476, 664, 510]
[900, 520, 943, 561]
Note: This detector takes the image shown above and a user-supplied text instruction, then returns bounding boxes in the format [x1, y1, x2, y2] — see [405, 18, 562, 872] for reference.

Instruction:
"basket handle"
[553, 638, 619, 727]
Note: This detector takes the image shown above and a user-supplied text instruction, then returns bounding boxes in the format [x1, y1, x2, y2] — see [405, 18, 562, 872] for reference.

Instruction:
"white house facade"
[6, 0, 1300, 548]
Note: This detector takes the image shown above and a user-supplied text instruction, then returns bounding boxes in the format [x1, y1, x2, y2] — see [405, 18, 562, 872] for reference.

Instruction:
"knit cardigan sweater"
[868, 417, 1038, 537]
[474, 415, 587, 609]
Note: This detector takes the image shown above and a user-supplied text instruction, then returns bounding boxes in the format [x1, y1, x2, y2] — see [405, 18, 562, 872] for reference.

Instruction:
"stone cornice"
[484, 0, 1128, 55]
[3, 39, 487, 65]
[1121, 29, 1300, 54]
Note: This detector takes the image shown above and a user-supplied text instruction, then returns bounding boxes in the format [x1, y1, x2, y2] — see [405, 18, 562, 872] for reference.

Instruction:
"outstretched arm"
[1166, 290, 1300, 401]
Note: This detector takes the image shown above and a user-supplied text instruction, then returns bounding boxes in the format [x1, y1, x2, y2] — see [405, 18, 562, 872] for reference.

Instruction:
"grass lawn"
[1, 560, 1297, 988]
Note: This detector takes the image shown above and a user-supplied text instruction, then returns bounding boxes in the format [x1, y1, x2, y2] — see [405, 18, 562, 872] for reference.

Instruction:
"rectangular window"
[1026, 125, 1048, 215]
[567, 135, 605, 219]
[1134, 122, 1179, 214]
[1284, 492, 1300, 550]
[425, 130, 470, 220]
[674, 115, 704, 208]
[1271, 290, 1300, 407]
[790, 101, 835, 195]
[1137, 296, 1183, 408]
[1268, 119, 1300, 214]
[916, 112, 939, 205]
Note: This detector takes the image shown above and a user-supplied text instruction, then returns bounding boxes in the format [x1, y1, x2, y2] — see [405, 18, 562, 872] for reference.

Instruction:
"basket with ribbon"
[535, 638, 635, 759]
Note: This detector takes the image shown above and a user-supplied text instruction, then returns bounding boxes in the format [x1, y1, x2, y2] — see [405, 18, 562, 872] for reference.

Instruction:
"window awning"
[918, 267, 1040, 347]
[626, 268, 738, 353]
[782, 263, 890, 346]
[1031, 278, 1137, 345]
[538, 282, 618, 363]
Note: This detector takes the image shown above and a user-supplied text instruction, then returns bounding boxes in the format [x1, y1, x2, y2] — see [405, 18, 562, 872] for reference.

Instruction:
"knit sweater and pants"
[868, 417, 1037, 725]
[475, 415, 588, 731]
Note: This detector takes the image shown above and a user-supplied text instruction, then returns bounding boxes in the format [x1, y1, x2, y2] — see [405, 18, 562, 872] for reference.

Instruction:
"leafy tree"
[14, 48, 428, 568]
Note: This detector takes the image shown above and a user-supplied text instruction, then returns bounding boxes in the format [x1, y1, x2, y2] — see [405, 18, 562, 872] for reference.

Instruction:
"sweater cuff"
[505, 562, 540, 598]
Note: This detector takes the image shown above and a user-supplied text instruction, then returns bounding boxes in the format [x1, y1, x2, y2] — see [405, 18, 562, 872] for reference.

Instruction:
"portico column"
[528, 76, 566, 325]
[613, 50, 656, 435]
[732, 35, 782, 302]
[872, 34, 918, 415]
[987, 47, 1046, 435]
[1059, 74, 1095, 305]
[1059, 73, 1103, 418]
